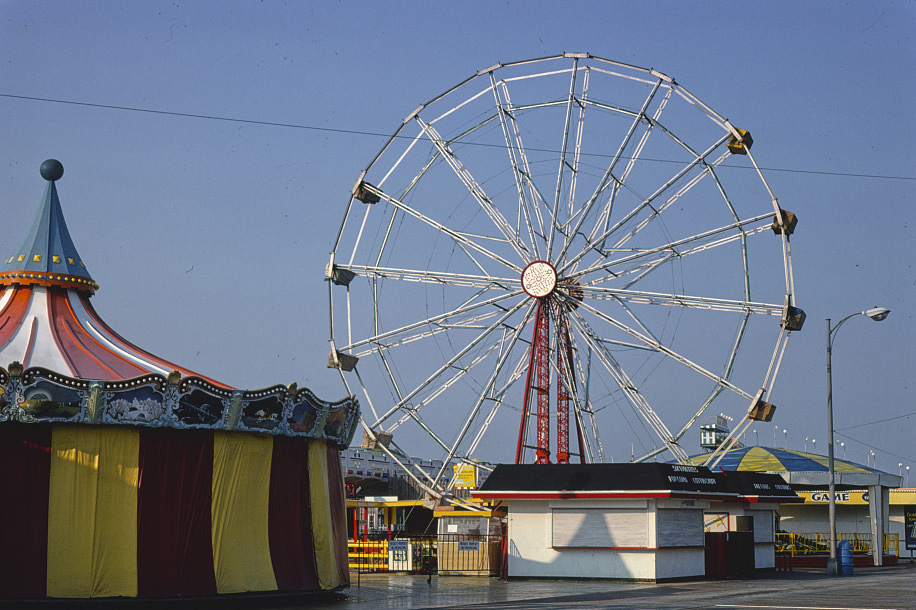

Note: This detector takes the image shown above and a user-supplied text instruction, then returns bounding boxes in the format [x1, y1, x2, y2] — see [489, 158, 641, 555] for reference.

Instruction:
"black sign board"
[905, 505, 916, 551]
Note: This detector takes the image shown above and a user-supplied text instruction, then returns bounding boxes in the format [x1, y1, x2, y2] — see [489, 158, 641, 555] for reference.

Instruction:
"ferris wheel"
[326, 53, 802, 499]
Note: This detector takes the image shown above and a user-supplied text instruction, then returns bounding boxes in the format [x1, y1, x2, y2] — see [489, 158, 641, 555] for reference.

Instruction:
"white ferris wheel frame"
[325, 52, 800, 503]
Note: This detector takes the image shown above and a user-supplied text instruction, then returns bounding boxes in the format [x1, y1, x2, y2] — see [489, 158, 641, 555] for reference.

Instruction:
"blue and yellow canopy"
[689, 446, 882, 474]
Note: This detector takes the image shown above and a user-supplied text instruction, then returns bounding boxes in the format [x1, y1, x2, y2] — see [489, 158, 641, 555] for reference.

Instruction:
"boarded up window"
[551, 509, 648, 548]
[744, 510, 774, 543]
[656, 509, 704, 547]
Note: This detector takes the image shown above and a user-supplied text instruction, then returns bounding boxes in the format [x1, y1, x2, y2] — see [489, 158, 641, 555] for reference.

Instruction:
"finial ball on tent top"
[40, 159, 64, 182]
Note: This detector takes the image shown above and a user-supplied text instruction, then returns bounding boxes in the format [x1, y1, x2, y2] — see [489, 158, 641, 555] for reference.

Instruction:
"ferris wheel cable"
[577, 286, 784, 316]
[566, 310, 679, 451]
[559, 133, 731, 276]
[673, 310, 750, 439]
[490, 74, 546, 260]
[491, 90, 553, 252]
[567, 310, 690, 463]
[337, 264, 516, 290]
[565, 67, 589, 223]
[358, 183, 520, 273]
[339, 290, 522, 354]
[576, 227, 768, 293]
[386, 343, 501, 434]
[597, 147, 728, 258]
[554, 78, 665, 267]
[369, 298, 532, 430]
[764, 327, 791, 400]
[583, 87, 672, 263]
[549, 56, 582, 256]
[413, 117, 532, 262]
[464, 350, 533, 458]
[429, 303, 539, 487]
[571, 212, 774, 281]
[601, 149, 732, 258]
[575, 299, 755, 402]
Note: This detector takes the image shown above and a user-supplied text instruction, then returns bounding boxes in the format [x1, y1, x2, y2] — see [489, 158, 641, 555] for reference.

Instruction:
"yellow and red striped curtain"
[0, 423, 348, 599]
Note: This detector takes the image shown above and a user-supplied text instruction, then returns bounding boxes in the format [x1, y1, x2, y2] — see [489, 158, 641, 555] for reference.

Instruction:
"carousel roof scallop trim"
[0, 363, 360, 446]
[0, 160, 360, 446]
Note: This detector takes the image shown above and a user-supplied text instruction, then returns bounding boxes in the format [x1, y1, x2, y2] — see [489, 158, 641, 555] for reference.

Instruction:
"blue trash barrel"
[837, 540, 854, 576]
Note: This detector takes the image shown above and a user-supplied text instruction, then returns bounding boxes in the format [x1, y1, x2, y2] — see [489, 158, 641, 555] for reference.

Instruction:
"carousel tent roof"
[689, 446, 902, 488]
[0, 160, 225, 385]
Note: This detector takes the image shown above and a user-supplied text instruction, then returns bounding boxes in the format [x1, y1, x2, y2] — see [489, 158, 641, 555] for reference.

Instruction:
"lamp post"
[825, 307, 890, 576]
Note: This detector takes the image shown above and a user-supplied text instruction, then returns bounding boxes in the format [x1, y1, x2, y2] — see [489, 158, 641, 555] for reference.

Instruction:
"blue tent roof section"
[3, 167, 93, 283]
[690, 446, 884, 475]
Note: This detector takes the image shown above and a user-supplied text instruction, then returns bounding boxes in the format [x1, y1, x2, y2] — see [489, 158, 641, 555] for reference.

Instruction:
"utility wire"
[3, 92, 914, 182]
[837, 410, 916, 432]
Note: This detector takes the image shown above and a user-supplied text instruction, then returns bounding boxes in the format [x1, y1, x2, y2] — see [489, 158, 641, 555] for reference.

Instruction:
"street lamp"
[825, 306, 890, 576]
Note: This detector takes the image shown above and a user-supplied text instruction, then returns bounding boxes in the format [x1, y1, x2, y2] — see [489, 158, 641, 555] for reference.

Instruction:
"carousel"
[0, 160, 359, 600]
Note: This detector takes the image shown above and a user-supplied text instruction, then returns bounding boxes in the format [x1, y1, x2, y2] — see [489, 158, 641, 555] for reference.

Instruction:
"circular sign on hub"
[521, 260, 557, 298]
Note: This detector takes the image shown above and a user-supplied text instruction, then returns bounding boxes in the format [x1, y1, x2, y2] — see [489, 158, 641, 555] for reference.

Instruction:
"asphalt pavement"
[285, 562, 916, 610]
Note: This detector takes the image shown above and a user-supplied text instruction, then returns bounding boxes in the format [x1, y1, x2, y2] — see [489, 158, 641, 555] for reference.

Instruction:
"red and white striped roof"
[0, 160, 228, 387]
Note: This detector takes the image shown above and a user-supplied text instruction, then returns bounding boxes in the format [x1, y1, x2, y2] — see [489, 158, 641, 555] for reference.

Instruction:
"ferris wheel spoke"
[339, 264, 516, 290]
[567, 310, 690, 463]
[672, 312, 750, 442]
[561, 133, 730, 275]
[556, 77, 665, 265]
[353, 308, 506, 360]
[579, 285, 784, 317]
[572, 211, 774, 281]
[580, 88, 674, 261]
[464, 346, 532, 457]
[604, 150, 733, 259]
[546, 56, 586, 261]
[490, 74, 548, 259]
[388, 337, 510, 436]
[371, 298, 533, 430]
[413, 116, 532, 262]
[430, 302, 537, 486]
[358, 183, 520, 273]
[343, 289, 523, 356]
[576, 299, 755, 402]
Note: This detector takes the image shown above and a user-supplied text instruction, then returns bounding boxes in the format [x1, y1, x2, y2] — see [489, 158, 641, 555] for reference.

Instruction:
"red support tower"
[555, 316, 571, 464]
[516, 300, 552, 464]
[516, 261, 582, 465]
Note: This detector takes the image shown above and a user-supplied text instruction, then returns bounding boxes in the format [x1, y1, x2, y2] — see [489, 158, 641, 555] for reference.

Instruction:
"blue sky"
[1, 1, 913, 472]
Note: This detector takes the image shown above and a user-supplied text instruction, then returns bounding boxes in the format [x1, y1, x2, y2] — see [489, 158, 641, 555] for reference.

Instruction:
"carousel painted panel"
[0, 364, 360, 447]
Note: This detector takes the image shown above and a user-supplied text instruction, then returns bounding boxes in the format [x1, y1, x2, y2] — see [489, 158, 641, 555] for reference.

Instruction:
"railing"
[347, 533, 506, 576]
[775, 532, 899, 556]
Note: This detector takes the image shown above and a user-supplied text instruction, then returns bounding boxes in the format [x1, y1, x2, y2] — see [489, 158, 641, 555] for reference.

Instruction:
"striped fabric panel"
[325, 439, 350, 587]
[0, 423, 52, 598]
[0, 422, 342, 599]
[211, 432, 278, 594]
[268, 435, 319, 591]
[308, 439, 350, 590]
[137, 428, 216, 597]
[47, 426, 139, 598]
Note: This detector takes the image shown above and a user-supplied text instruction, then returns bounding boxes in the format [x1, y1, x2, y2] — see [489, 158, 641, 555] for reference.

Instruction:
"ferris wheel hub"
[521, 260, 557, 298]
